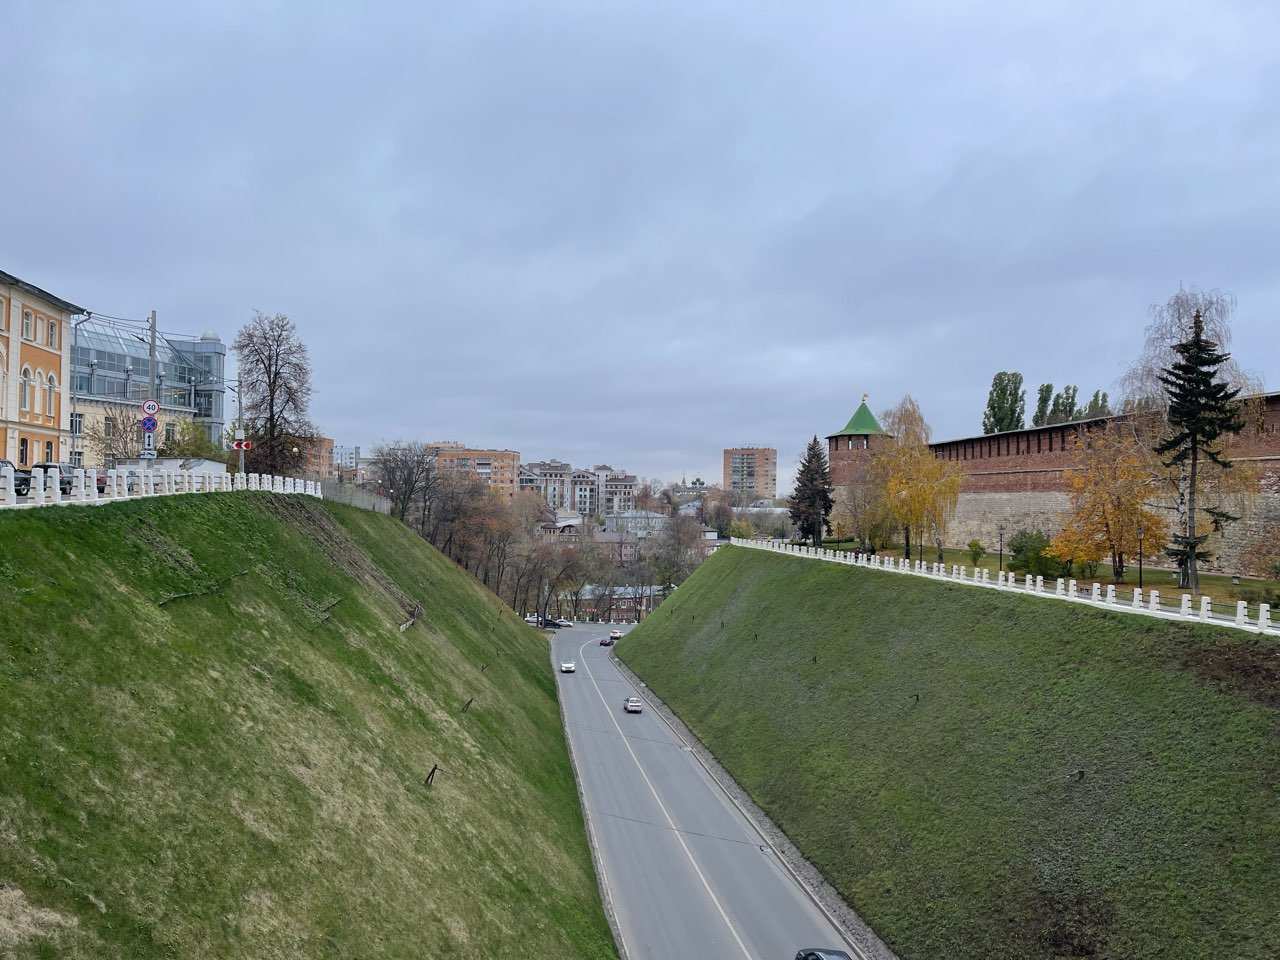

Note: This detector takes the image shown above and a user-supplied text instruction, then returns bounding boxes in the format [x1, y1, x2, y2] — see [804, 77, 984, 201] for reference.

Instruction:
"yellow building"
[431, 443, 520, 497]
[1, 270, 83, 468]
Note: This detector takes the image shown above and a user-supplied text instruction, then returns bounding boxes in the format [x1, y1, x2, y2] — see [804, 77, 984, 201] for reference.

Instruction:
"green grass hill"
[0, 494, 616, 959]
[619, 546, 1280, 960]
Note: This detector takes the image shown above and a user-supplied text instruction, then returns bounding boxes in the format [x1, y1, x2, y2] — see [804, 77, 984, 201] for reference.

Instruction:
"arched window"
[46, 374, 58, 416]
[19, 367, 33, 411]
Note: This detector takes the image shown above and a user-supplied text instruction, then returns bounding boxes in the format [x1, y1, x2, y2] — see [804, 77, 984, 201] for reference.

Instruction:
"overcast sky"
[3, 1, 1277, 491]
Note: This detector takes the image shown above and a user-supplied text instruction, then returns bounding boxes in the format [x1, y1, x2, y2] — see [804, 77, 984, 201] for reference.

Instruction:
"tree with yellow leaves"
[877, 395, 962, 561]
[1049, 422, 1169, 583]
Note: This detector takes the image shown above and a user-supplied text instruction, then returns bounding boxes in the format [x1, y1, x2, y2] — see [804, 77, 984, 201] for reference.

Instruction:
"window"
[19, 438, 28, 465]
[70, 450, 83, 468]
[22, 311, 33, 340]
[0, 297, 6, 330]
[45, 441, 53, 462]
[46, 375, 57, 416]
[70, 413, 83, 436]
[164, 421, 176, 443]
[19, 368, 33, 411]
[47, 320, 57, 349]
[104, 416, 116, 439]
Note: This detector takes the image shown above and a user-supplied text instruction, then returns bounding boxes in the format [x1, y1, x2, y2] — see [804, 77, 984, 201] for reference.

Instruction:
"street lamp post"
[1137, 522, 1145, 590]
[998, 523, 1007, 573]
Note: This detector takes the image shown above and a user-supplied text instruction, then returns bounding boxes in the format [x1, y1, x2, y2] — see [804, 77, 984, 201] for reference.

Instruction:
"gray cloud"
[2, 0, 1277, 491]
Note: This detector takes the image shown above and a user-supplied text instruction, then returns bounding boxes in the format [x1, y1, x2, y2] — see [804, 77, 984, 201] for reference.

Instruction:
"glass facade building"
[71, 321, 227, 443]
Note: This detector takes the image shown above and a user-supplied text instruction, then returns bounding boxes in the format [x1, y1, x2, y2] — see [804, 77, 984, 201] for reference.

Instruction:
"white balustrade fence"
[0, 465, 322, 512]
[729, 537, 1279, 638]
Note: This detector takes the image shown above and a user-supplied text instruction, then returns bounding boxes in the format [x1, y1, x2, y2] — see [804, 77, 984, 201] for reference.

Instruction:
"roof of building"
[0, 268, 86, 314]
[830, 396, 888, 437]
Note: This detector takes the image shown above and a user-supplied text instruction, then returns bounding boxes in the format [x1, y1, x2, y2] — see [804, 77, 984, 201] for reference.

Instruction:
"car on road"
[31, 462, 77, 495]
[523, 614, 540, 624]
[554, 618, 573, 628]
[608, 629, 622, 640]
[794, 951, 854, 960]
[559, 661, 576, 673]
[539, 618, 561, 629]
[599, 634, 615, 646]
[0, 460, 32, 496]
[623, 697, 643, 714]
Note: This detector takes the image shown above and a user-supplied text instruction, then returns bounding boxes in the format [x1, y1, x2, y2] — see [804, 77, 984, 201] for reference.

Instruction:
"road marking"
[577, 635, 755, 959]
[610, 634, 870, 960]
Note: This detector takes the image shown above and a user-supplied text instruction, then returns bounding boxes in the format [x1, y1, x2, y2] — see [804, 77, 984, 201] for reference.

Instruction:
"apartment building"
[520, 459, 573, 507]
[593, 464, 638, 513]
[433, 443, 520, 497]
[1, 270, 83, 468]
[303, 436, 336, 480]
[723, 446, 778, 499]
[520, 459, 638, 515]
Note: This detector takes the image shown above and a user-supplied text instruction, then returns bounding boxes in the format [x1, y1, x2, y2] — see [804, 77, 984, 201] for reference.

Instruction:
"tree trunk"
[1186, 442, 1199, 592]
[903, 525, 911, 560]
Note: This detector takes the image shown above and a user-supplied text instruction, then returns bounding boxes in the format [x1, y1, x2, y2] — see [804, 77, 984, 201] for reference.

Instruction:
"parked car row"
[523, 614, 574, 629]
[1, 461, 111, 497]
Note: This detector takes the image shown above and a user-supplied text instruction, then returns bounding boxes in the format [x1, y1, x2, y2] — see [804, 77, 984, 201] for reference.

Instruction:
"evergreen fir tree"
[788, 436, 834, 546]
[1155, 310, 1245, 591]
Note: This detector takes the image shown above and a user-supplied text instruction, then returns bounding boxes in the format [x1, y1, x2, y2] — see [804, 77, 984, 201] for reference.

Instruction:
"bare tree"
[83, 401, 142, 466]
[373, 442, 438, 522]
[234, 312, 313, 475]
[1119, 288, 1260, 412]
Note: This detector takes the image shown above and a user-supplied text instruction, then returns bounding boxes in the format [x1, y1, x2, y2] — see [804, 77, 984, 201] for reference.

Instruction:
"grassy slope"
[0, 494, 615, 959]
[619, 546, 1280, 960]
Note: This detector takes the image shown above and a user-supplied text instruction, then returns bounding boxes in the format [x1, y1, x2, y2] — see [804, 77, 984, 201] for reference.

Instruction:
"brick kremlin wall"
[931, 393, 1280, 575]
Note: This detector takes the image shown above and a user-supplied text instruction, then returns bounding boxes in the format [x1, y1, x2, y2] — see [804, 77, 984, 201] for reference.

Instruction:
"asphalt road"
[553, 622, 854, 960]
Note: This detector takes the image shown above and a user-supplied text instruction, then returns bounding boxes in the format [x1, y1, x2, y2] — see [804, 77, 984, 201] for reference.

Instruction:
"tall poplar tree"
[1032, 383, 1053, 426]
[982, 371, 1025, 434]
[1155, 310, 1244, 591]
[789, 436, 834, 547]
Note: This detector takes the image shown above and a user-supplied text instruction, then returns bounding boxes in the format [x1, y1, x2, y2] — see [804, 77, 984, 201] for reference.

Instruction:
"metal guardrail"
[731, 538, 1277, 638]
[0, 465, 321, 510]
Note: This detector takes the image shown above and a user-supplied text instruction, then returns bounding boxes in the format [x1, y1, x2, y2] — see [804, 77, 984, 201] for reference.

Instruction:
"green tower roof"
[829, 396, 887, 437]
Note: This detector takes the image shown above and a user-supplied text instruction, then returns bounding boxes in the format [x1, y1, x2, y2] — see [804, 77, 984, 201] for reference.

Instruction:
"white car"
[609, 629, 622, 640]
[523, 614, 540, 624]
[560, 661, 576, 673]
[623, 697, 643, 714]
[555, 618, 573, 628]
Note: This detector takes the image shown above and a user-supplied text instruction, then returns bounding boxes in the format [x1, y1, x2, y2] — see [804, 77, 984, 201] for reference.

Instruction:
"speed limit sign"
[141, 399, 160, 416]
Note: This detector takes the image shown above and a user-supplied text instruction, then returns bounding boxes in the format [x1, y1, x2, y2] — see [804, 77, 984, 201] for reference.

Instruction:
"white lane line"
[615, 649, 869, 960]
[577, 636, 755, 960]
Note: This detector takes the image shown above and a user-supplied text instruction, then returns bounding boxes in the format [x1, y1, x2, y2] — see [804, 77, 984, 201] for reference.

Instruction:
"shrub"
[1007, 529, 1063, 578]
[967, 539, 986, 565]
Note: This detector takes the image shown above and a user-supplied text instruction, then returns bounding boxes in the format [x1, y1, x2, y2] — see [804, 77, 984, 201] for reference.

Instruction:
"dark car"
[538, 618, 562, 629]
[599, 635, 615, 646]
[795, 951, 854, 960]
[31, 462, 79, 495]
[1, 459, 32, 496]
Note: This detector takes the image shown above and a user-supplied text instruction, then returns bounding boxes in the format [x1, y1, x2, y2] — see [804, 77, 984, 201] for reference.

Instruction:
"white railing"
[729, 537, 1278, 638]
[0, 464, 323, 511]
